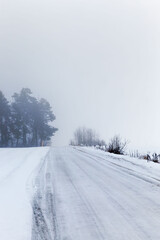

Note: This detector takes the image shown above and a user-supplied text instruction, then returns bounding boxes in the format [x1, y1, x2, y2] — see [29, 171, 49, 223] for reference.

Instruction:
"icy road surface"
[34, 147, 160, 240]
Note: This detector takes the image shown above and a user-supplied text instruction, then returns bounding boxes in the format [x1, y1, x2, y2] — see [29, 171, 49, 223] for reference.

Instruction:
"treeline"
[0, 88, 58, 147]
[70, 127, 128, 155]
[70, 127, 106, 147]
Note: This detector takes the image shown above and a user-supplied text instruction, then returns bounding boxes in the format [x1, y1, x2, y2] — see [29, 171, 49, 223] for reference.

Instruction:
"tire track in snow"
[71, 152, 152, 240]
[31, 147, 160, 240]
[31, 150, 56, 240]
[51, 152, 110, 240]
[56, 155, 108, 240]
[75, 148, 160, 187]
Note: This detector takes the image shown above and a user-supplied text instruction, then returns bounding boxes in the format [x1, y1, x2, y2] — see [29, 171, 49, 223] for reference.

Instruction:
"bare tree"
[71, 127, 100, 146]
[107, 135, 128, 155]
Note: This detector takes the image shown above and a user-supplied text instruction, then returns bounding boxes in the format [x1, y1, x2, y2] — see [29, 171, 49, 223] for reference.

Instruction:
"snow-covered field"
[1, 146, 160, 240]
[0, 147, 49, 240]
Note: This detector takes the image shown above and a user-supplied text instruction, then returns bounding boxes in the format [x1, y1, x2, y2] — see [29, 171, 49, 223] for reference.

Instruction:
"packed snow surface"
[1, 146, 160, 240]
[43, 147, 160, 240]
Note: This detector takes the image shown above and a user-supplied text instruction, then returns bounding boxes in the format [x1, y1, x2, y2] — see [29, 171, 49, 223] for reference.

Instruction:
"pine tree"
[12, 88, 36, 146]
[37, 98, 58, 146]
[0, 91, 11, 147]
[0, 88, 57, 147]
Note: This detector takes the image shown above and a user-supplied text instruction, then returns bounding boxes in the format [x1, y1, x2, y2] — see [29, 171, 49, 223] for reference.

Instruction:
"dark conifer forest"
[0, 88, 58, 147]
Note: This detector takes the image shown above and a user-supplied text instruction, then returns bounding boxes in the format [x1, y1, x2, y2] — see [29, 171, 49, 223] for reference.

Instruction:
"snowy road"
[35, 147, 160, 240]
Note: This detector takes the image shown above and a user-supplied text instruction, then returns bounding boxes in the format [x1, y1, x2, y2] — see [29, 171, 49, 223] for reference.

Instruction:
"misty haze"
[0, 0, 160, 239]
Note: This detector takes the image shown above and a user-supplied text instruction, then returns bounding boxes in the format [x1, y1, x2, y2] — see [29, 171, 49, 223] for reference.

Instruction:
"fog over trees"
[71, 127, 129, 155]
[0, 88, 57, 147]
[70, 127, 106, 147]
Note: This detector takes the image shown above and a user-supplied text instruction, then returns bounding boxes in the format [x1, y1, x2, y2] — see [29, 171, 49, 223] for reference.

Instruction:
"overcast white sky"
[0, 0, 160, 152]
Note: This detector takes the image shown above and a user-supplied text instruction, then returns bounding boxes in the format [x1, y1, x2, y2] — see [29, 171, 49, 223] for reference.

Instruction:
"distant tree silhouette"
[71, 127, 106, 147]
[0, 88, 58, 147]
[0, 91, 11, 147]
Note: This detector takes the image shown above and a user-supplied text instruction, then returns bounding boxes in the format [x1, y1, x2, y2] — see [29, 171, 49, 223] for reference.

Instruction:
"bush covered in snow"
[107, 135, 128, 155]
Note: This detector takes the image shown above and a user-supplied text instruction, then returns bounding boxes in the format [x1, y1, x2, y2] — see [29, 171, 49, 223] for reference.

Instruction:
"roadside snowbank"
[76, 146, 160, 182]
[0, 147, 49, 240]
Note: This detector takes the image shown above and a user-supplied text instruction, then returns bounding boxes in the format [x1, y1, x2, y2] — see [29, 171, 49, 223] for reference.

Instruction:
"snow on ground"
[0, 147, 49, 240]
[77, 146, 160, 183]
[43, 146, 160, 240]
[1, 146, 160, 240]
